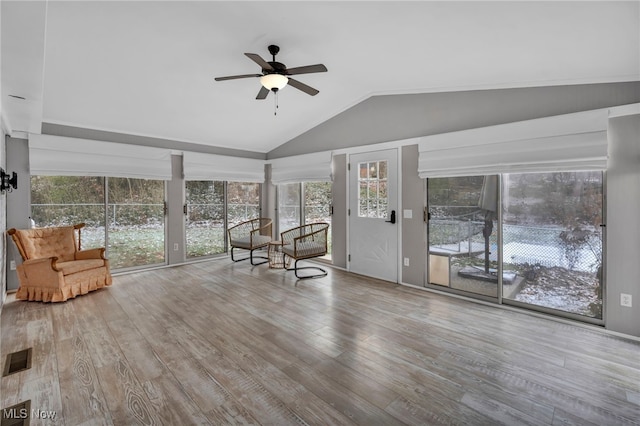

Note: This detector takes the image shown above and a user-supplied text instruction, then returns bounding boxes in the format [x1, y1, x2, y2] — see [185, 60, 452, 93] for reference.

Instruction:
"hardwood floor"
[1, 259, 639, 425]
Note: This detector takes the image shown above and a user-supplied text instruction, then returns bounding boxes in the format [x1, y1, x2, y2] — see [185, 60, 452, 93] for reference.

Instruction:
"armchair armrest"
[75, 247, 107, 260]
[20, 257, 63, 284]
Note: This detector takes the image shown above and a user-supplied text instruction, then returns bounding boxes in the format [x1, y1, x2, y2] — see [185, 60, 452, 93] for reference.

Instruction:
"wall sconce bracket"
[0, 168, 18, 193]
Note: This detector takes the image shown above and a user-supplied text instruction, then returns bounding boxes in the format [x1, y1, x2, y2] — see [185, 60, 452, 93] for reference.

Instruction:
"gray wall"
[606, 114, 640, 337]
[5, 137, 31, 291]
[263, 164, 276, 234]
[331, 154, 347, 269]
[166, 154, 185, 264]
[1, 133, 6, 304]
[401, 145, 425, 285]
[268, 82, 640, 158]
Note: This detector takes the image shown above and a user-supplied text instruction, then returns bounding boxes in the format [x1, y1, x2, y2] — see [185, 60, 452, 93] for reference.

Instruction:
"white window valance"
[183, 152, 265, 183]
[269, 151, 333, 184]
[29, 134, 173, 180]
[417, 109, 609, 178]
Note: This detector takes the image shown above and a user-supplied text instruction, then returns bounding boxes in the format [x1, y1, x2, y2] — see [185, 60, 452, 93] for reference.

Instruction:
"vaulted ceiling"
[2, 1, 639, 154]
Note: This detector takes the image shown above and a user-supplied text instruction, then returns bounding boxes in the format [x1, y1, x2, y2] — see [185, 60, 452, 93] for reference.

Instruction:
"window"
[185, 181, 225, 258]
[278, 183, 301, 235]
[502, 172, 604, 319]
[31, 176, 166, 269]
[227, 182, 261, 227]
[185, 181, 261, 259]
[304, 182, 332, 255]
[425, 171, 603, 321]
[278, 181, 332, 257]
[107, 178, 165, 269]
[358, 160, 387, 218]
[31, 176, 106, 250]
[427, 176, 498, 298]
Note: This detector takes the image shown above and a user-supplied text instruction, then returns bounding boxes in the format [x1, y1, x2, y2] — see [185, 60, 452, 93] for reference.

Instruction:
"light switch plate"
[403, 209, 412, 219]
[621, 293, 632, 307]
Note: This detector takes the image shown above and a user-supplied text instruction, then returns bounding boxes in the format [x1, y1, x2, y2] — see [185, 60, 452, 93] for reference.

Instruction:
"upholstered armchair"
[227, 218, 273, 265]
[280, 222, 329, 279]
[7, 223, 112, 302]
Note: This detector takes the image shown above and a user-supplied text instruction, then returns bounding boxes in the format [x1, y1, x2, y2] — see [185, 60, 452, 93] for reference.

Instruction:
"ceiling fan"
[214, 45, 327, 100]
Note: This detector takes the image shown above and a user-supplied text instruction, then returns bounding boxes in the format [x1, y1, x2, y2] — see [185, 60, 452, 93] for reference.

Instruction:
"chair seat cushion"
[57, 259, 105, 275]
[230, 235, 272, 249]
[282, 242, 326, 258]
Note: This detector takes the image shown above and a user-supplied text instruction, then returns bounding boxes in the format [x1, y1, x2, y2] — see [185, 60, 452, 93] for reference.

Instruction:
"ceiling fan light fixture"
[260, 73, 288, 91]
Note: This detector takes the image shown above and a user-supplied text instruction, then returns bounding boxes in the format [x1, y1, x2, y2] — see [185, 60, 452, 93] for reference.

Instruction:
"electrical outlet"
[173, 243, 179, 251]
[403, 257, 410, 267]
[9, 260, 16, 270]
[621, 293, 632, 307]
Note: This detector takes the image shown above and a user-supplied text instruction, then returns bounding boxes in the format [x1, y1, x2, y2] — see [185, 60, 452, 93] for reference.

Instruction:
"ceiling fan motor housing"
[265, 61, 287, 75]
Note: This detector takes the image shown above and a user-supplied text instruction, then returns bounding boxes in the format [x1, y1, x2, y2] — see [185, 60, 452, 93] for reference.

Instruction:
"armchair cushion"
[56, 259, 106, 275]
[8, 224, 112, 302]
[282, 241, 325, 258]
[230, 234, 272, 250]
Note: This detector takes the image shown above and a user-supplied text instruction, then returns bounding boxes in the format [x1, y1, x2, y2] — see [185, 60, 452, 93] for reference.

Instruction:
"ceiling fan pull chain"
[274, 91, 279, 116]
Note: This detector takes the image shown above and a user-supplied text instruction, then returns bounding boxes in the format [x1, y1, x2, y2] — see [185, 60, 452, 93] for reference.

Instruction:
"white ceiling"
[2, 1, 639, 154]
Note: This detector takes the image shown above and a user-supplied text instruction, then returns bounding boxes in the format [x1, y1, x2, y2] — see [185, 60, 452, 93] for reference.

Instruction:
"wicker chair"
[227, 218, 273, 265]
[280, 222, 329, 279]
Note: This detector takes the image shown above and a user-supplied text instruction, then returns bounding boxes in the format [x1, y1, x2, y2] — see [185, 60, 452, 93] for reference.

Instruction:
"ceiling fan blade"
[256, 86, 269, 100]
[214, 74, 261, 81]
[286, 64, 327, 75]
[287, 78, 319, 96]
[245, 53, 274, 71]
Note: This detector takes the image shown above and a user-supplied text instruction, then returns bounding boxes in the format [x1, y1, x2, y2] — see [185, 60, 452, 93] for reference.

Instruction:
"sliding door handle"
[385, 210, 396, 224]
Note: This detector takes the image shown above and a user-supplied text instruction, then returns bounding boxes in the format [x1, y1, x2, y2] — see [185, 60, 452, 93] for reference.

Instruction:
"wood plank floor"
[1, 259, 639, 425]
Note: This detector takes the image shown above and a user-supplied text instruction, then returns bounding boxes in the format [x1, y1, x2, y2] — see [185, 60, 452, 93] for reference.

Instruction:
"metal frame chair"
[280, 222, 329, 279]
[227, 218, 272, 265]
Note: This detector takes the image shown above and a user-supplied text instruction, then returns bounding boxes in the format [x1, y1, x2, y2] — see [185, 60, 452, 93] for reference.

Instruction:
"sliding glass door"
[426, 171, 604, 321]
[185, 181, 226, 258]
[31, 176, 106, 250]
[277, 181, 332, 258]
[278, 183, 301, 235]
[107, 177, 166, 269]
[427, 176, 499, 298]
[227, 182, 261, 227]
[502, 172, 604, 319]
[31, 175, 166, 270]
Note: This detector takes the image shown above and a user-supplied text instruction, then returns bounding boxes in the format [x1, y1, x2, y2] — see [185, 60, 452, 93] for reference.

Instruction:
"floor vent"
[1, 400, 31, 426]
[3, 348, 32, 377]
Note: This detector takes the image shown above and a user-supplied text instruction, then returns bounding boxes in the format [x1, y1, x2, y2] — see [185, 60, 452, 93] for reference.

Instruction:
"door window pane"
[31, 176, 106, 249]
[108, 177, 165, 268]
[502, 172, 603, 319]
[185, 181, 225, 258]
[357, 160, 388, 218]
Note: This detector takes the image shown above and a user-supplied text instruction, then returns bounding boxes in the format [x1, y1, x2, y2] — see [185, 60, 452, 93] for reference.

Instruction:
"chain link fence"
[429, 205, 602, 274]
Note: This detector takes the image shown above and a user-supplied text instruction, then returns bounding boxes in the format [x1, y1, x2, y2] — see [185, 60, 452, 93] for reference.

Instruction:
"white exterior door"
[348, 149, 399, 282]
